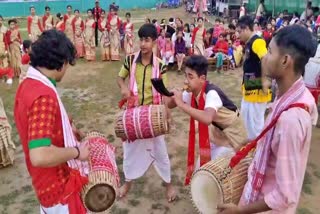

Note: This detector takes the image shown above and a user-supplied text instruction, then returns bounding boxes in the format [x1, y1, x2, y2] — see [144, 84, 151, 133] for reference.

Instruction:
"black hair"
[56, 13, 63, 20]
[145, 18, 151, 23]
[237, 15, 254, 31]
[30, 30, 77, 70]
[260, 0, 264, 3]
[67, 5, 72, 9]
[101, 9, 106, 14]
[152, 19, 157, 24]
[273, 25, 317, 75]
[161, 19, 166, 24]
[184, 23, 190, 33]
[126, 12, 131, 17]
[219, 33, 227, 38]
[138, 24, 158, 40]
[23, 40, 32, 51]
[185, 55, 208, 77]
[228, 24, 236, 30]
[87, 9, 93, 13]
[206, 28, 213, 35]
[8, 19, 17, 25]
[45, 6, 50, 11]
[74, 9, 80, 13]
[197, 17, 204, 22]
[215, 18, 221, 23]
[165, 32, 171, 39]
[169, 17, 174, 22]
[294, 12, 299, 17]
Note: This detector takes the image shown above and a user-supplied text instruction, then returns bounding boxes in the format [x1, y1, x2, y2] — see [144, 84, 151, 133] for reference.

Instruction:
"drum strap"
[228, 102, 309, 169]
[185, 81, 211, 185]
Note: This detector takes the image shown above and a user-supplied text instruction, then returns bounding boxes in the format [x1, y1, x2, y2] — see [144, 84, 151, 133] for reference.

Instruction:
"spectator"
[93, 0, 102, 47]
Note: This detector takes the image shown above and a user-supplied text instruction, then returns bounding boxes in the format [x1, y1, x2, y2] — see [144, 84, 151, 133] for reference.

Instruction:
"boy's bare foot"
[165, 183, 176, 202]
[119, 181, 132, 199]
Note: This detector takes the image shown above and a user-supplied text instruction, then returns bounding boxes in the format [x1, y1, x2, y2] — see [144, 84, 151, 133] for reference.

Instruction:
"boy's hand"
[121, 86, 131, 99]
[172, 89, 184, 107]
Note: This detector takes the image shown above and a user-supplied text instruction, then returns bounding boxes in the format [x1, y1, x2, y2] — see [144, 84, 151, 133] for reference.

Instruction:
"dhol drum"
[81, 132, 119, 213]
[115, 105, 169, 141]
[190, 153, 252, 214]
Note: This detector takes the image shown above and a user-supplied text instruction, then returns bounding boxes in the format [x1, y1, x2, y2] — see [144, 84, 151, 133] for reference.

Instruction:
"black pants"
[95, 22, 99, 47]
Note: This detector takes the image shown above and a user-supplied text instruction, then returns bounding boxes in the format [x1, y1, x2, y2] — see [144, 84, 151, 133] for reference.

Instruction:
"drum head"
[190, 171, 223, 214]
[84, 183, 116, 213]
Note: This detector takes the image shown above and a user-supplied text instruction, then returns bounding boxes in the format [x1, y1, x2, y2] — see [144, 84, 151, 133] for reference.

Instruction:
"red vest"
[14, 78, 86, 211]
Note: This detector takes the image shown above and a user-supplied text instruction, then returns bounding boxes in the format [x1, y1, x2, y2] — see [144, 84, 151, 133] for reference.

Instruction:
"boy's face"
[184, 67, 205, 93]
[56, 63, 69, 82]
[267, 24, 272, 30]
[30, 8, 35, 15]
[139, 37, 155, 54]
[9, 22, 16, 29]
[262, 38, 282, 79]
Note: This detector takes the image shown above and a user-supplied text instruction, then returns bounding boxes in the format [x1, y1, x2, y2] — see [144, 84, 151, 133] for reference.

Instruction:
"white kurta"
[241, 99, 267, 140]
[123, 135, 171, 183]
[40, 204, 68, 214]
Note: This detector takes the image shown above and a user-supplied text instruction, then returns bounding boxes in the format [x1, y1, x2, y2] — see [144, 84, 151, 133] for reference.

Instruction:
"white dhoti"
[196, 143, 235, 170]
[40, 204, 69, 214]
[162, 51, 174, 65]
[240, 99, 267, 140]
[123, 135, 171, 183]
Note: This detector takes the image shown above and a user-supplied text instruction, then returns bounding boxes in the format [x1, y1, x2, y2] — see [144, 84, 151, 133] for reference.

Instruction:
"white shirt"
[182, 90, 223, 111]
[184, 32, 192, 48]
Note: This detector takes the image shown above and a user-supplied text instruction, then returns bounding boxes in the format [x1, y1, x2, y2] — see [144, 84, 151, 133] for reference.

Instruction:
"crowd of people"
[0, 1, 320, 214]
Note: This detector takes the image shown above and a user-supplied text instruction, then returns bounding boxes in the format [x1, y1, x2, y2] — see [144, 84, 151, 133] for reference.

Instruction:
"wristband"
[74, 146, 80, 159]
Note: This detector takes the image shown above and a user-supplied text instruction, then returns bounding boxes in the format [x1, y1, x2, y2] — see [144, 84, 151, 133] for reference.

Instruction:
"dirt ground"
[0, 7, 320, 214]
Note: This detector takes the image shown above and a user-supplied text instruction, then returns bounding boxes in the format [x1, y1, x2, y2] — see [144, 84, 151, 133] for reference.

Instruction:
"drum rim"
[82, 176, 117, 213]
[190, 168, 224, 214]
[82, 131, 107, 142]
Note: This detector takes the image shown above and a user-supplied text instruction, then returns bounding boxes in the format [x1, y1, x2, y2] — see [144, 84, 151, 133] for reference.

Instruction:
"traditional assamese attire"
[56, 20, 65, 32]
[183, 81, 247, 185]
[0, 25, 13, 80]
[161, 41, 174, 65]
[192, 27, 206, 56]
[193, 0, 208, 13]
[123, 21, 134, 56]
[5, 28, 22, 77]
[98, 17, 110, 61]
[107, 15, 121, 61]
[72, 17, 85, 58]
[239, 78, 318, 214]
[84, 18, 96, 61]
[43, 14, 54, 31]
[27, 15, 43, 42]
[14, 66, 89, 214]
[118, 52, 171, 183]
[0, 98, 15, 168]
[241, 35, 271, 140]
[64, 14, 75, 44]
[0, 25, 8, 68]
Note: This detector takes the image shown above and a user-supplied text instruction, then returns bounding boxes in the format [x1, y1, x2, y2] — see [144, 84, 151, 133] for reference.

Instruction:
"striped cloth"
[0, 98, 15, 168]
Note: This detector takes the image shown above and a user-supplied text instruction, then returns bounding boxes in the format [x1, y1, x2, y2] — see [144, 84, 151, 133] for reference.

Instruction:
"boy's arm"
[117, 56, 131, 99]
